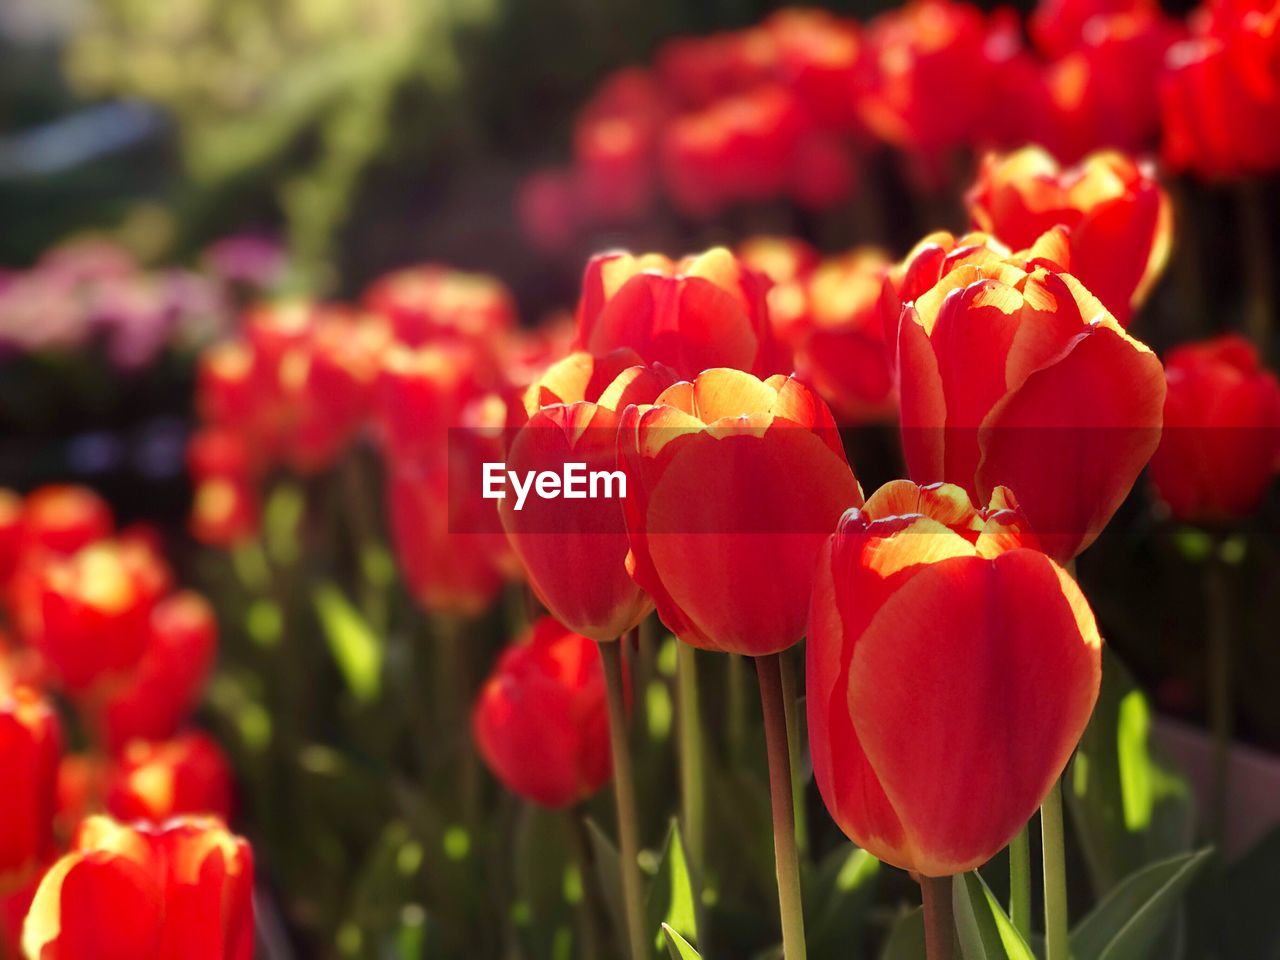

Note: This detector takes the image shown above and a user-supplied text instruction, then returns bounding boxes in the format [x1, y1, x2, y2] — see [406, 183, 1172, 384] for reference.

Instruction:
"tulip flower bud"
[106, 733, 234, 824]
[97, 591, 217, 752]
[23, 815, 254, 960]
[807, 480, 1101, 876]
[887, 229, 1165, 561]
[472, 617, 618, 808]
[620, 368, 863, 654]
[1149, 335, 1280, 524]
[575, 247, 784, 381]
[10, 486, 114, 569]
[0, 686, 60, 890]
[966, 147, 1172, 322]
[500, 350, 674, 641]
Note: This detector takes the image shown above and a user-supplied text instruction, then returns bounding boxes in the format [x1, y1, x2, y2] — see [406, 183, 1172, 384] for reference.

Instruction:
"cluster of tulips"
[0, 485, 251, 959]
[518, 0, 1278, 250]
[174, 111, 1280, 954]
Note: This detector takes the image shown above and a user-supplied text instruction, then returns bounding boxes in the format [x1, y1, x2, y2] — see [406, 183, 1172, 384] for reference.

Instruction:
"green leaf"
[881, 907, 927, 960]
[662, 923, 703, 960]
[953, 871, 1035, 960]
[585, 817, 626, 945]
[1067, 651, 1195, 893]
[806, 843, 880, 958]
[313, 581, 383, 703]
[1070, 848, 1213, 960]
[646, 820, 698, 956]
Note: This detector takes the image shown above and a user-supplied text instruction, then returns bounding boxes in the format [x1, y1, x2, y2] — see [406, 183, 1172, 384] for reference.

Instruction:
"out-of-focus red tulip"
[4, 487, 114, 579]
[1030, 0, 1159, 57]
[14, 538, 171, 693]
[796, 249, 896, 424]
[0, 686, 60, 890]
[472, 616, 617, 808]
[858, 0, 1020, 174]
[517, 169, 583, 254]
[887, 229, 1166, 561]
[1149, 335, 1280, 523]
[966, 147, 1172, 321]
[574, 114, 658, 223]
[620, 369, 862, 655]
[54, 754, 106, 841]
[375, 342, 493, 464]
[105, 733, 234, 824]
[788, 130, 859, 210]
[762, 8, 866, 133]
[1161, 0, 1280, 178]
[576, 247, 783, 380]
[501, 352, 674, 641]
[1025, 11, 1183, 163]
[22, 815, 254, 960]
[97, 591, 217, 753]
[187, 430, 260, 548]
[737, 235, 820, 355]
[362, 264, 516, 355]
[387, 458, 509, 619]
[807, 480, 1101, 876]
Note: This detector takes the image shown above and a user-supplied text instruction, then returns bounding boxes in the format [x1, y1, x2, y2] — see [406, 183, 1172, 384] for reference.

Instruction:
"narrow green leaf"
[1067, 651, 1194, 893]
[646, 819, 698, 955]
[313, 581, 382, 702]
[807, 843, 880, 957]
[662, 923, 702, 960]
[1070, 848, 1213, 960]
[881, 907, 927, 960]
[585, 817, 626, 945]
[954, 871, 1036, 960]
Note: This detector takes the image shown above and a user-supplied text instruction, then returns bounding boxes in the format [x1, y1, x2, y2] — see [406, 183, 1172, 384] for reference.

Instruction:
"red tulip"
[794, 249, 896, 424]
[1161, 0, 1280, 178]
[1149, 334, 1280, 523]
[2, 487, 114, 582]
[0, 686, 60, 889]
[22, 815, 254, 960]
[14, 538, 171, 693]
[887, 229, 1165, 561]
[0, 868, 40, 960]
[105, 733, 234, 824]
[362, 264, 516, 354]
[97, 591, 217, 753]
[966, 147, 1173, 322]
[387, 456, 510, 619]
[761, 8, 866, 133]
[517, 168, 583, 254]
[807, 480, 1102, 876]
[472, 617, 617, 808]
[576, 247, 783, 380]
[574, 113, 658, 223]
[858, 0, 1021, 175]
[1030, 0, 1160, 57]
[620, 369, 863, 655]
[500, 351, 673, 641]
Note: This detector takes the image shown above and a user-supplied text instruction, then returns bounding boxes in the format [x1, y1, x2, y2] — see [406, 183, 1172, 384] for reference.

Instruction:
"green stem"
[599, 640, 648, 960]
[1041, 779, 1069, 960]
[757, 653, 808, 960]
[779, 648, 808, 859]
[1008, 823, 1032, 941]
[1206, 546, 1232, 849]
[728, 654, 748, 765]
[567, 810, 603, 960]
[436, 617, 479, 821]
[920, 874, 955, 960]
[676, 641, 706, 885]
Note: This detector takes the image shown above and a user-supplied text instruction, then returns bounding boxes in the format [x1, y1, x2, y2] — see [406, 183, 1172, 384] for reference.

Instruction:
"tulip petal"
[977, 323, 1165, 561]
[848, 550, 1101, 876]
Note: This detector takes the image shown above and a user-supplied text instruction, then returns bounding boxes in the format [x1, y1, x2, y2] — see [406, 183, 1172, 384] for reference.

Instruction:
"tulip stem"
[920, 874, 955, 960]
[779, 648, 808, 858]
[757, 653, 808, 960]
[1041, 779, 1069, 960]
[676, 641, 707, 887]
[1237, 179, 1273, 356]
[1206, 544, 1232, 849]
[728, 654, 748, 764]
[567, 810, 603, 960]
[599, 640, 648, 960]
[1008, 823, 1033, 941]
